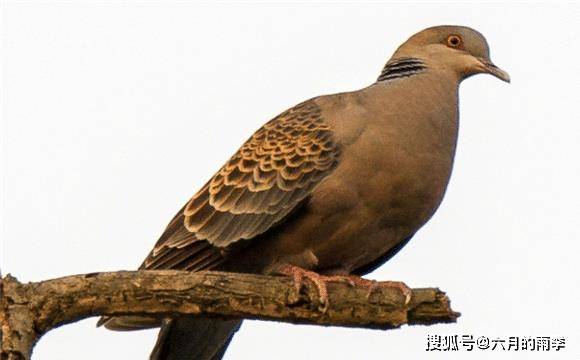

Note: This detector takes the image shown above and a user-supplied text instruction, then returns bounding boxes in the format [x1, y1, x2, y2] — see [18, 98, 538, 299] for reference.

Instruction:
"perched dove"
[98, 25, 509, 359]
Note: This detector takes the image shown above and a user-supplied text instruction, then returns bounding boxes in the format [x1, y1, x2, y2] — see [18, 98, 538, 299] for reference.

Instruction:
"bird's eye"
[447, 35, 462, 48]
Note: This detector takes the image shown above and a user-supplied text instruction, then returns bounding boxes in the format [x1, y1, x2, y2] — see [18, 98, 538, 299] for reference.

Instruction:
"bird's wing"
[142, 99, 340, 271]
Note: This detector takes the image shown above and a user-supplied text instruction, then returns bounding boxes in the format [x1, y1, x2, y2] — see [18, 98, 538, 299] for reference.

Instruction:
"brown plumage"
[142, 100, 340, 273]
[98, 25, 509, 359]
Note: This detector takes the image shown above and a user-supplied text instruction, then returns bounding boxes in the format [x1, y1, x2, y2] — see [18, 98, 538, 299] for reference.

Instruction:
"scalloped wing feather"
[141, 99, 340, 270]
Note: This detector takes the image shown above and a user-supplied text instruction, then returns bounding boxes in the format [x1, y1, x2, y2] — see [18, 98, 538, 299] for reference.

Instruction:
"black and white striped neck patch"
[377, 57, 427, 82]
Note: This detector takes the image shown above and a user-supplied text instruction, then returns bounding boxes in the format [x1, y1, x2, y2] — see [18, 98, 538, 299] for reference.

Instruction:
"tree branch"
[1, 270, 459, 359]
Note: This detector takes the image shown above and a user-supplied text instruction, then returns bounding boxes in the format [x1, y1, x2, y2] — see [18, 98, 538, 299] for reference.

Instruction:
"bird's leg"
[275, 265, 412, 309]
[275, 265, 361, 310]
[275, 265, 331, 309]
[274, 265, 409, 308]
[317, 269, 412, 305]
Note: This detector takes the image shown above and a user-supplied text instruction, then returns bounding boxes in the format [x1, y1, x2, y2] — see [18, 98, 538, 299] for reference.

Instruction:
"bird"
[97, 25, 509, 359]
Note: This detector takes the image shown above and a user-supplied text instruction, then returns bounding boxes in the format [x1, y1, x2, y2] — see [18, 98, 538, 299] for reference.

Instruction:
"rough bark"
[0, 270, 459, 359]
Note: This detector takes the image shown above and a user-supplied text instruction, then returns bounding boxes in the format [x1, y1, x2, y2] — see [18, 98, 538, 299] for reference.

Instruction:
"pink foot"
[276, 265, 412, 308]
[277, 265, 329, 308]
[276, 265, 356, 310]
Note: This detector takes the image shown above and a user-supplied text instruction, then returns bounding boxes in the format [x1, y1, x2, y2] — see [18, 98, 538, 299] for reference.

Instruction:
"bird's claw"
[277, 265, 412, 310]
[278, 265, 331, 311]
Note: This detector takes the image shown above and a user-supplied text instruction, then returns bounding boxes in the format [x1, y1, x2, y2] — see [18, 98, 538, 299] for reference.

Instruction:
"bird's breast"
[306, 100, 459, 271]
[316, 146, 453, 265]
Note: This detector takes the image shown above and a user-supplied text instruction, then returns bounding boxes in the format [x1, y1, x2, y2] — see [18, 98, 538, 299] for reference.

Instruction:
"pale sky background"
[1, 1, 579, 359]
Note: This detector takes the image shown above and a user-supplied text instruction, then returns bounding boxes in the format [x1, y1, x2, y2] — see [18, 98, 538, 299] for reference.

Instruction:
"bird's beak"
[478, 58, 510, 83]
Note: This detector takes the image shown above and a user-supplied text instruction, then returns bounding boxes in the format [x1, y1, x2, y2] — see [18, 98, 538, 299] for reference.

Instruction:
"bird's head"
[391, 25, 510, 83]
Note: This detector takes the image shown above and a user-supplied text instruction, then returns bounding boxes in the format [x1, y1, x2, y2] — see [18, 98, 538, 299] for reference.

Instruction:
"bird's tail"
[150, 316, 242, 360]
[97, 315, 161, 331]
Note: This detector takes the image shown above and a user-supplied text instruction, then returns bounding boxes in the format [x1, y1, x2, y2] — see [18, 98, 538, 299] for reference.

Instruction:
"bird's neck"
[367, 66, 461, 160]
[377, 57, 427, 82]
